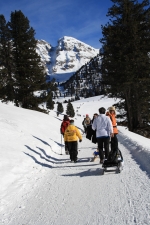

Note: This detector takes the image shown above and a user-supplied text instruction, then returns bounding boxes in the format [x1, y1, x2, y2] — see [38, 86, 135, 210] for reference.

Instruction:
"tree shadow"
[36, 146, 65, 161]
[24, 145, 67, 167]
[49, 137, 64, 148]
[25, 145, 54, 163]
[33, 135, 64, 155]
[54, 116, 63, 122]
[32, 135, 51, 147]
[24, 152, 52, 168]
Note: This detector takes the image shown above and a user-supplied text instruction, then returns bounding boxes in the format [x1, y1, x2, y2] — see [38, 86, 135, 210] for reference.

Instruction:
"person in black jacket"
[84, 114, 92, 140]
[91, 113, 98, 144]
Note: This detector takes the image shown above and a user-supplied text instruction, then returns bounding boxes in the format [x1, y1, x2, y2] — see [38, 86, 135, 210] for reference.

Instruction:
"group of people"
[60, 106, 118, 164]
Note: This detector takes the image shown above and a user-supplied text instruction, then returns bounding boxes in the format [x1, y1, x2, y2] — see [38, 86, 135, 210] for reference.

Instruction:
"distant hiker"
[91, 113, 98, 144]
[106, 106, 118, 152]
[82, 114, 92, 140]
[91, 113, 99, 161]
[92, 107, 113, 164]
[60, 115, 70, 154]
[64, 119, 82, 163]
[82, 117, 87, 133]
[60, 115, 70, 136]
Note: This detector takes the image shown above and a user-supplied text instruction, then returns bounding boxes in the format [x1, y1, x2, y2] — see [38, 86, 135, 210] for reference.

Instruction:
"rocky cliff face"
[36, 36, 99, 78]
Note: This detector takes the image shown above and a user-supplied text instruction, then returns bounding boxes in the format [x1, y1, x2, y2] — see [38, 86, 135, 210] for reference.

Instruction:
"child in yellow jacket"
[64, 119, 82, 163]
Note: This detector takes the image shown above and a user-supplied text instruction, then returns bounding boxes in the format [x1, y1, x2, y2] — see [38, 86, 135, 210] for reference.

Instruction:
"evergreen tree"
[66, 102, 75, 117]
[57, 102, 64, 115]
[0, 15, 15, 101]
[100, 0, 150, 133]
[7, 10, 47, 110]
[46, 94, 54, 110]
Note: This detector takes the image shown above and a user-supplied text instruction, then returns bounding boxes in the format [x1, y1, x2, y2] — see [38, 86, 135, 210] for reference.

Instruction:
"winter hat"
[86, 114, 89, 117]
[108, 106, 116, 111]
[64, 115, 69, 120]
[70, 119, 74, 124]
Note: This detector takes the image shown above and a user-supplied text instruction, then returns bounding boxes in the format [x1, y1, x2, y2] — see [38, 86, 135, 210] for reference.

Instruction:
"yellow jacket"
[64, 124, 82, 142]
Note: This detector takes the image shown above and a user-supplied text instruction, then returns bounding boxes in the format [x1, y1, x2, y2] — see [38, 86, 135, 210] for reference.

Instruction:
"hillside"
[0, 96, 150, 225]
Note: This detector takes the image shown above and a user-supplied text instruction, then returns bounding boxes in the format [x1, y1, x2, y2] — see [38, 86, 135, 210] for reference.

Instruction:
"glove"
[79, 139, 82, 142]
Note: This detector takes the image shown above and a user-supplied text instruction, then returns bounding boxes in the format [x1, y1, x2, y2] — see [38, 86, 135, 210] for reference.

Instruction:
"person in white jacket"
[92, 107, 113, 163]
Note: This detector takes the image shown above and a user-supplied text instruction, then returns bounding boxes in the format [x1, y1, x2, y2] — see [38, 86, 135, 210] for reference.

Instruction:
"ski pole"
[61, 134, 62, 155]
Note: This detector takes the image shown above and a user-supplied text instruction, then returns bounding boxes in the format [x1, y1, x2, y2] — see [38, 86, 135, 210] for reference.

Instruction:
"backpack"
[61, 120, 70, 134]
[107, 150, 118, 163]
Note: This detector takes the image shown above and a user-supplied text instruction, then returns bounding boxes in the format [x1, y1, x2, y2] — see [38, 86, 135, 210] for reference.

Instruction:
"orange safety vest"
[106, 112, 118, 134]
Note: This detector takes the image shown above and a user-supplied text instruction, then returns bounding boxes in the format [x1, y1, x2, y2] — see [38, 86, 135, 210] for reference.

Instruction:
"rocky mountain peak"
[36, 36, 99, 81]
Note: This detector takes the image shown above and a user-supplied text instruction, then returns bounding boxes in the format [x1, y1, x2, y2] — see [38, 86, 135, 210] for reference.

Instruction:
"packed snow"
[0, 95, 150, 225]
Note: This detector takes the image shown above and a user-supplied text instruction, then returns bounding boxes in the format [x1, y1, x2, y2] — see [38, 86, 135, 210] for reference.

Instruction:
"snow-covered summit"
[36, 36, 99, 81]
[58, 36, 98, 54]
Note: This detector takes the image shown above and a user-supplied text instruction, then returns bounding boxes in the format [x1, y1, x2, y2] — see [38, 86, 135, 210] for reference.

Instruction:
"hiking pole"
[61, 134, 62, 155]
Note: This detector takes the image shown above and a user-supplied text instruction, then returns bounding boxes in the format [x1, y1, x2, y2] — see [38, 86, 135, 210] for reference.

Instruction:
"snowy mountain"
[0, 95, 150, 224]
[36, 36, 99, 82]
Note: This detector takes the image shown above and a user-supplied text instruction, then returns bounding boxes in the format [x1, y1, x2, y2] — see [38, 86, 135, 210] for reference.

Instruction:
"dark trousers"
[111, 134, 118, 152]
[68, 141, 78, 161]
[97, 137, 110, 160]
[65, 142, 69, 152]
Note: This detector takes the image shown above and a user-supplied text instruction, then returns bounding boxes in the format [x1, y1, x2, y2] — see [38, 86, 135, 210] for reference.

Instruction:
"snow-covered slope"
[1, 96, 150, 225]
[36, 36, 99, 81]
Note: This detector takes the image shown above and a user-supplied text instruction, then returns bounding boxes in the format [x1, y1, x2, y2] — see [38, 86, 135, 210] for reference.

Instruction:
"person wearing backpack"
[64, 120, 82, 163]
[92, 107, 113, 164]
[106, 106, 118, 152]
[60, 115, 70, 154]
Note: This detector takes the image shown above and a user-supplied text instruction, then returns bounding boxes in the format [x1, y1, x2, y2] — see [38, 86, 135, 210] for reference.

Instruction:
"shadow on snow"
[118, 132, 150, 178]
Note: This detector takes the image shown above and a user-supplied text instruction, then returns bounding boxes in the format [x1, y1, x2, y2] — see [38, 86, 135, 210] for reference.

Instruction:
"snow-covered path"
[1, 133, 150, 225]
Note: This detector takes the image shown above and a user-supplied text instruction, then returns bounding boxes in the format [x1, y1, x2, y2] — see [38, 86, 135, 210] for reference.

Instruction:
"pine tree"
[57, 102, 64, 115]
[46, 94, 54, 110]
[0, 15, 15, 101]
[66, 102, 75, 117]
[100, 0, 150, 133]
[7, 10, 47, 110]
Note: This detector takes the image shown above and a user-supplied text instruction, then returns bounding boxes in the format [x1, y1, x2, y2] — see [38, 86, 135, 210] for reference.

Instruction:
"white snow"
[36, 36, 99, 82]
[0, 95, 150, 225]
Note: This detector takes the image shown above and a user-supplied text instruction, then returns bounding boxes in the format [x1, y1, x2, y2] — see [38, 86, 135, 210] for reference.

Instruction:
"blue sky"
[1, 0, 116, 48]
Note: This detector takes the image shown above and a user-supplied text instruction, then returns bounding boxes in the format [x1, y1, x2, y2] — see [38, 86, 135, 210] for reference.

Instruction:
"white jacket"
[92, 114, 113, 138]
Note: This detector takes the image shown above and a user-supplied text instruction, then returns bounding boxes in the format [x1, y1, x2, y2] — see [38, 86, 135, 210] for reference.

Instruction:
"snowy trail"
[1, 134, 150, 225]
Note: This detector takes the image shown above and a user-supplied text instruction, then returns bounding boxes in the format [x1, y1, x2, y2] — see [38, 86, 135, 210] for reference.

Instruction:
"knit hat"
[108, 106, 116, 111]
[64, 115, 69, 120]
[86, 114, 89, 117]
[70, 119, 74, 124]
